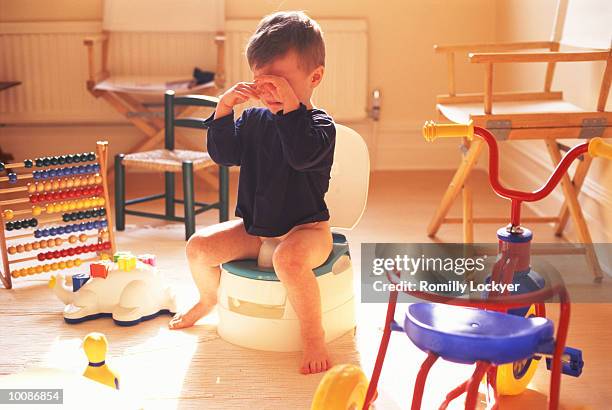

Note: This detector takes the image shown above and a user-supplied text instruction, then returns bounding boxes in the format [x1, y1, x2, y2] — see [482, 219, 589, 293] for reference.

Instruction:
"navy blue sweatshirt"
[204, 103, 336, 237]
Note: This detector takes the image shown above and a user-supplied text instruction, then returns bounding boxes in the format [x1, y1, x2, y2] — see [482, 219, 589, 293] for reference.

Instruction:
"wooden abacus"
[0, 141, 116, 289]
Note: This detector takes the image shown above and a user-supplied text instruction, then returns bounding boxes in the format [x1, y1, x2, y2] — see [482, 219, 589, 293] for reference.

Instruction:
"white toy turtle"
[49, 252, 176, 325]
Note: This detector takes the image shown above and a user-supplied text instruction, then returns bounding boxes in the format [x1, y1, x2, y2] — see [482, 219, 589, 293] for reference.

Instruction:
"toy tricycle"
[312, 121, 612, 410]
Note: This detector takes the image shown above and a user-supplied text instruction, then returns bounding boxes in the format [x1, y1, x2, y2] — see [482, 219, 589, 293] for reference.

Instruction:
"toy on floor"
[0, 141, 117, 289]
[83, 332, 120, 390]
[216, 124, 369, 351]
[49, 251, 176, 325]
[313, 122, 611, 410]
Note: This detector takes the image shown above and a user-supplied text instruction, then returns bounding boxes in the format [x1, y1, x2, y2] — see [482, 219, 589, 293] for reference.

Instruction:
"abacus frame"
[0, 141, 117, 289]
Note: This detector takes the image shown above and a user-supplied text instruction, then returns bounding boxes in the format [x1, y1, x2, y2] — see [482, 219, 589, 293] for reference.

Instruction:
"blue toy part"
[222, 232, 349, 281]
[497, 227, 533, 243]
[64, 309, 173, 326]
[72, 273, 90, 292]
[404, 303, 555, 365]
[546, 346, 584, 377]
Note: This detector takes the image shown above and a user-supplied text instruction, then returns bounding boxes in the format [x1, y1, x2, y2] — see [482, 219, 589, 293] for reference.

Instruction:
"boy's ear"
[310, 66, 324, 88]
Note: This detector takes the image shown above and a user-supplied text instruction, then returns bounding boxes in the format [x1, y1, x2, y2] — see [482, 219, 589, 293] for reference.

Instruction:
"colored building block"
[72, 273, 90, 292]
[117, 255, 136, 272]
[90, 261, 111, 278]
[137, 254, 156, 267]
[113, 251, 132, 263]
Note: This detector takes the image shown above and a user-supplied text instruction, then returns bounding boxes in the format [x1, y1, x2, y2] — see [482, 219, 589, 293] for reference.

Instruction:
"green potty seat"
[222, 233, 350, 281]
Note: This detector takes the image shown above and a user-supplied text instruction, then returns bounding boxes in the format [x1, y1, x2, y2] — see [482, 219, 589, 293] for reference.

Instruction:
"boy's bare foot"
[300, 337, 331, 374]
[168, 301, 214, 329]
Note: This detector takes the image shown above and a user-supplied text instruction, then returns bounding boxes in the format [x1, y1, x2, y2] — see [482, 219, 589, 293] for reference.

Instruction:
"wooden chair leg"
[555, 155, 592, 236]
[219, 166, 229, 222]
[114, 154, 126, 231]
[462, 184, 474, 243]
[427, 139, 484, 237]
[545, 140, 603, 281]
[182, 161, 196, 240]
[165, 171, 175, 218]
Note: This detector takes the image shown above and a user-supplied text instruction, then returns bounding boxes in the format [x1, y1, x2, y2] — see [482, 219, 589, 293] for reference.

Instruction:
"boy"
[169, 11, 336, 375]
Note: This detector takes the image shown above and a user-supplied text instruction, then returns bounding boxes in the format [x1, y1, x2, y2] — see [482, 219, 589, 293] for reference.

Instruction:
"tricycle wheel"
[496, 304, 540, 395]
[311, 364, 369, 410]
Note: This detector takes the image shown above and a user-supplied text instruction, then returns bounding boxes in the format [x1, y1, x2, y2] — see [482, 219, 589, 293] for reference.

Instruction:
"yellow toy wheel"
[496, 304, 540, 396]
[311, 364, 369, 410]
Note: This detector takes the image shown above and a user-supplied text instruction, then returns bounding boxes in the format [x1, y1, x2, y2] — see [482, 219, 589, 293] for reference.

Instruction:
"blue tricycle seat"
[404, 303, 554, 365]
[221, 233, 350, 281]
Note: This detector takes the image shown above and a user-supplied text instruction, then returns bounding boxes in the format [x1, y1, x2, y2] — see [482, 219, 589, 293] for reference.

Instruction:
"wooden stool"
[115, 91, 229, 240]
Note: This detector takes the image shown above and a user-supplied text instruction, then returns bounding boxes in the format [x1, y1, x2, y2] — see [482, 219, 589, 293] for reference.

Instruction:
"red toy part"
[90, 261, 111, 279]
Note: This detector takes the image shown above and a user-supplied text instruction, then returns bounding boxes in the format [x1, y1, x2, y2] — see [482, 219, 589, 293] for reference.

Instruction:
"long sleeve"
[274, 104, 336, 171]
[204, 110, 248, 166]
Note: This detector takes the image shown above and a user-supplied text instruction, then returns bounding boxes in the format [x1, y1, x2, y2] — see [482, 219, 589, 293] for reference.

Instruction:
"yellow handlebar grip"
[422, 120, 474, 142]
[588, 137, 612, 160]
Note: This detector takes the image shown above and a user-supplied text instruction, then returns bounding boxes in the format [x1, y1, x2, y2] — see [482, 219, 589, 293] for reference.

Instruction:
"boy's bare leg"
[272, 222, 333, 374]
[169, 219, 261, 329]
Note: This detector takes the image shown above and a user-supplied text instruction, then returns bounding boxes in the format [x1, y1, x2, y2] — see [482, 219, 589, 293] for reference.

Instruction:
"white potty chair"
[217, 124, 370, 351]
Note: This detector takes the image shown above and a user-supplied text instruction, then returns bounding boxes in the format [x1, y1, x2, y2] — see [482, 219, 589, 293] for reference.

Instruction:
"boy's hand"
[254, 75, 300, 113]
[215, 82, 259, 119]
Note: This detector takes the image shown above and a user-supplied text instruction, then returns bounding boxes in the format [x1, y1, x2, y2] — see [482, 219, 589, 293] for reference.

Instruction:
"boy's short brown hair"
[246, 11, 325, 72]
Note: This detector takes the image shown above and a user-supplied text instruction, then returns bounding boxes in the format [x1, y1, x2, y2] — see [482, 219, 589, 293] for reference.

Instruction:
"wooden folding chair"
[430, 0, 611, 280]
[83, 0, 225, 187]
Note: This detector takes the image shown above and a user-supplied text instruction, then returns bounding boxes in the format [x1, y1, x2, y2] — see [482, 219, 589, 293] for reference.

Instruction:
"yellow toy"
[82, 332, 120, 390]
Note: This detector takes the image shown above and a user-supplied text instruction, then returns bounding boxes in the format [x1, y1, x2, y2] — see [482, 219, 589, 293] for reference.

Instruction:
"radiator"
[0, 19, 367, 124]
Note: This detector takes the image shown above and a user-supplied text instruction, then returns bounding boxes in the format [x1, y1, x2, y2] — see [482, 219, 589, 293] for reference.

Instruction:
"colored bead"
[52, 181, 60, 190]
[0, 162, 5, 171]
[43, 264, 50, 272]
[58, 156, 66, 165]
[50, 157, 58, 165]
[13, 221, 21, 230]
[35, 158, 43, 167]
[35, 266, 43, 273]
[66, 260, 74, 268]
[75, 259, 82, 266]
[79, 154, 88, 162]
[24, 243, 32, 252]
[38, 240, 46, 248]
[27, 267, 36, 275]
[87, 152, 96, 161]
[59, 260, 67, 269]
[32, 242, 40, 250]
[51, 263, 59, 270]
[32, 206, 42, 216]
[65, 155, 74, 164]
[27, 184, 35, 193]
[46, 206, 54, 215]
[69, 235, 77, 244]
[44, 182, 52, 191]
[37, 183, 44, 192]
[34, 230, 41, 238]
[46, 239, 54, 247]
[8, 246, 16, 254]
[37, 253, 45, 261]
[8, 173, 18, 184]
[23, 159, 33, 168]
[16, 244, 24, 253]
[42, 158, 50, 166]
[33, 171, 40, 180]
[2, 209, 14, 220]
[95, 175, 102, 184]
[6, 222, 13, 231]
[29, 218, 38, 227]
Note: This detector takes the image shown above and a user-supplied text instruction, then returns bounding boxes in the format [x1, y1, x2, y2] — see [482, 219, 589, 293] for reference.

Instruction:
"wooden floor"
[1, 169, 610, 409]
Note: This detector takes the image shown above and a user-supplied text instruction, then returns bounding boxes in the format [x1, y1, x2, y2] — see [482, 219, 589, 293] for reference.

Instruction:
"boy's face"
[252, 50, 323, 113]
